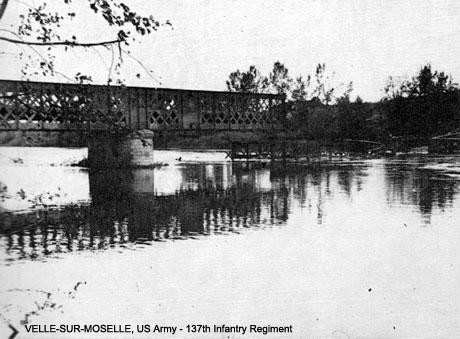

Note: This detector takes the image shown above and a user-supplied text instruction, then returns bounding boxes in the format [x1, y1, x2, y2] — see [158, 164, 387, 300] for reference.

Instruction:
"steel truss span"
[0, 80, 285, 131]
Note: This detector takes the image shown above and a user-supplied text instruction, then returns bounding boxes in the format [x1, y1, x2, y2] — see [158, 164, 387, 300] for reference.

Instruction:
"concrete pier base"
[87, 130, 155, 168]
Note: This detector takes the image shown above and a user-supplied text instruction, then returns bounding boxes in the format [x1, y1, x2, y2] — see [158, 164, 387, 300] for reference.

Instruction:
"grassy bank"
[0, 130, 86, 147]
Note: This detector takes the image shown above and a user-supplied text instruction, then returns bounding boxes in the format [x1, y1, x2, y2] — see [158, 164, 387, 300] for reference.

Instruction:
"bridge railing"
[0, 80, 285, 131]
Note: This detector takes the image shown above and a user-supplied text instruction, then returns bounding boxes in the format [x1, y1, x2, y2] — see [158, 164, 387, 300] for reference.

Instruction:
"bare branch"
[120, 47, 162, 85]
[0, 29, 74, 81]
[91, 47, 112, 77]
[0, 36, 122, 47]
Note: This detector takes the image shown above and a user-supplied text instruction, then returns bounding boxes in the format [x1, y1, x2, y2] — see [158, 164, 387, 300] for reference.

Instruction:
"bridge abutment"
[87, 130, 155, 168]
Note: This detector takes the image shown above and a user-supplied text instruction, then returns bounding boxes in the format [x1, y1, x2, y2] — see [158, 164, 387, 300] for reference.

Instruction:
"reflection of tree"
[0, 166, 290, 261]
[3, 160, 457, 262]
[337, 170, 352, 195]
[269, 163, 368, 224]
[336, 165, 368, 196]
[384, 164, 459, 215]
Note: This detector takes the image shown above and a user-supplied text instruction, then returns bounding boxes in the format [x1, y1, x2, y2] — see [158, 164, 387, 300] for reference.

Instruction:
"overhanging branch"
[0, 36, 122, 47]
[0, 0, 9, 20]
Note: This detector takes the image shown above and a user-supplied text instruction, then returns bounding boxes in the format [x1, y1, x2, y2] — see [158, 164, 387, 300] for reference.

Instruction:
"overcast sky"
[1, 0, 460, 101]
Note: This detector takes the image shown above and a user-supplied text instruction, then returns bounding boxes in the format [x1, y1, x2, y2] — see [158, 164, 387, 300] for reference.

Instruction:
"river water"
[0, 147, 459, 338]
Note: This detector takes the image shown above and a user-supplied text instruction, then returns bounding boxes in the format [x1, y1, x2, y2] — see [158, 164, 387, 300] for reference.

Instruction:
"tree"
[383, 64, 456, 100]
[291, 75, 310, 101]
[310, 63, 354, 105]
[382, 64, 460, 137]
[265, 61, 292, 96]
[226, 61, 353, 105]
[0, 0, 171, 83]
[336, 96, 372, 140]
[226, 62, 296, 97]
[226, 65, 267, 93]
[411, 65, 455, 97]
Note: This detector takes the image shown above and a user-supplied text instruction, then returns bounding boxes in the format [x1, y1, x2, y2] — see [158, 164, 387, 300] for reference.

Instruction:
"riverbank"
[0, 130, 86, 147]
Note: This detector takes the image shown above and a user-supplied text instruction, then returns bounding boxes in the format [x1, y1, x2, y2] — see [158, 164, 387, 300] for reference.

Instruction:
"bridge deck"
[0, 80, 285, 131]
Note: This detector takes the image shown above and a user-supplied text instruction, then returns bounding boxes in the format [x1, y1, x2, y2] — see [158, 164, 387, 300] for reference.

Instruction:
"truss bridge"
[0, 79, 285, 131]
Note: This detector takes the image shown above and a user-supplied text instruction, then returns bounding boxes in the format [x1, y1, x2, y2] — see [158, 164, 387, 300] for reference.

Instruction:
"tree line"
[226, 62, 353, 104]
[226, 63, 460, 142]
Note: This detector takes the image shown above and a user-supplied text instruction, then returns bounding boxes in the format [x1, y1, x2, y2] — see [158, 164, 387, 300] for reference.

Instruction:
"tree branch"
[119, 47, 162, 85]
[0, 29, 74, 81]
[108, 44, 115, 85]
[0, 0, 9, 20]
[0, 36, 122, 47]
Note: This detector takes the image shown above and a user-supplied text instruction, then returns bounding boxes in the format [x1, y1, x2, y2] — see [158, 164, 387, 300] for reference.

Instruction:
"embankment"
[0, 130, 86, 147]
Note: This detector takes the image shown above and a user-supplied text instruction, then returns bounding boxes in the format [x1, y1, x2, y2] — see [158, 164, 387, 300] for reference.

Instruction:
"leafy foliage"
[383, 64, 460, 137]
[266, 61, 292, 96]
[226, 61, 352, 104]
[14, 0, 166, 45]
[1, 0, 170, 82]
[383, 64, 456, 100]
[226, 65, 266, 93]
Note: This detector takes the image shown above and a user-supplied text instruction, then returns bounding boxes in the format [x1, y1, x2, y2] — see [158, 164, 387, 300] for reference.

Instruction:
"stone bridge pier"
[87, 130, 155, 168]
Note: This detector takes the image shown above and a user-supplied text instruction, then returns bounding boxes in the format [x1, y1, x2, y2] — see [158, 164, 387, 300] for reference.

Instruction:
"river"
[0, 147, 459, 338]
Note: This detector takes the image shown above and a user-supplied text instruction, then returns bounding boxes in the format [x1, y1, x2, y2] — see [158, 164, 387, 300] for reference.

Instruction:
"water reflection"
[1, 156, 459, 263]
[384, 161, 459, 214]
[0, 163, 291, 262]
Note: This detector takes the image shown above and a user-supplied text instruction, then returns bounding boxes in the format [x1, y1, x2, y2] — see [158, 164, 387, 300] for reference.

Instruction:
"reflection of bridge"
[0, 166, 290, 261]
[0, 79, 285, 167]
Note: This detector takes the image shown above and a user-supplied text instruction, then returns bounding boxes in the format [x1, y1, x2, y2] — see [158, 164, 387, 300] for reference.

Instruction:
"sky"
[1, 0, 460, 101]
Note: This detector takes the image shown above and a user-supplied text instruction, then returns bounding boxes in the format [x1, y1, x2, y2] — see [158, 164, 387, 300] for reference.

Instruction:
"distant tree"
[288, 63, 352, 104]
[382, 64, 460, 137]
[311, 63, 333, 104]
[265, 61, 292, 96]
[382, 76, 410, 100]
[337, 96, 372, 140]
[226, 65, 267, 93]
[383, 64, 456, 100]
[411, 64, 455, 97]
[226, 62, 297, 97]
[226, 61, 352, 104]
[291, 75, 310, 101]
[311, 63, 353, 105]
